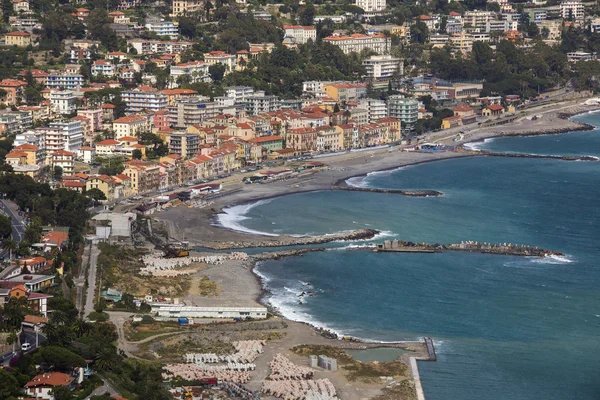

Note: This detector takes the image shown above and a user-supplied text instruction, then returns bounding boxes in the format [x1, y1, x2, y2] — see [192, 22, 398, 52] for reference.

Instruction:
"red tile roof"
[25, 372, 74, 388]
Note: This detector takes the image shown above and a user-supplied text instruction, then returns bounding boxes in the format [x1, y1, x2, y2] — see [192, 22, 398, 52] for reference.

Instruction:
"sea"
[216, 112, 600, 400]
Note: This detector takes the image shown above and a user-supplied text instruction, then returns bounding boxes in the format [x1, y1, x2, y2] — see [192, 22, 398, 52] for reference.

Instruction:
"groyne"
[376, 239, 562, 258]
[204, 229, 380, 250]
[332, 186, 443, 197]
[479, 151, 598, 162]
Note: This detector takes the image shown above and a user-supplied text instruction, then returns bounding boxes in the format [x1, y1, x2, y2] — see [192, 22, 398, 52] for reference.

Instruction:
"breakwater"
[332, 186, 443, 197]
[376, 240, 562, 258]
[480, 151, 598, 162]
[204, 229, 380, 250]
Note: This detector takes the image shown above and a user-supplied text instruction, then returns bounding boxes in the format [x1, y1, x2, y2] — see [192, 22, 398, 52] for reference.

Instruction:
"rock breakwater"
[332, 186, 443, 197]
[376, 239, 563, 258]
[481, 152, 598, 161]
[204, 229, 380, 250]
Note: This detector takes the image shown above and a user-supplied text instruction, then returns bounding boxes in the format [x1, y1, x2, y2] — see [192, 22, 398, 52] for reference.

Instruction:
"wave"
[532, 254, 575, 264]
[326, 244, 375, 251]
[346, 167, 406, 188]
[214, 199, 279, 236]
[463, 138, 495, 151]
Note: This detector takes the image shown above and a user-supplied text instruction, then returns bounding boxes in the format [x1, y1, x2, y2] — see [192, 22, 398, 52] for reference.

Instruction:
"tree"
[85, 188, 107, 204]
[2, 237, 17, 260]
[51, 386, 74, 400]
[0, 214, 11, 239]
[72, 317, 92, 338]
[53, 166, 63, 181]
[411, 21, 429, 44]
[132, 149, 143, 160]
[35, 346, 87, 371]
[297, 2, 316, 25]
[87, 9, 118, 50]
[209, 63, 226, 82]
[0, 368, 21, 399]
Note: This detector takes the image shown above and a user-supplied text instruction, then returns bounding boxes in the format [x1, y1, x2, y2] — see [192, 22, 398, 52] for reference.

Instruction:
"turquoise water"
[217, 121, 600, 399]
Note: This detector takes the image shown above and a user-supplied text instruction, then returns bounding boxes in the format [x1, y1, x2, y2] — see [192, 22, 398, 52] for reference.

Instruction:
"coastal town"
[0, 0, 599, 398]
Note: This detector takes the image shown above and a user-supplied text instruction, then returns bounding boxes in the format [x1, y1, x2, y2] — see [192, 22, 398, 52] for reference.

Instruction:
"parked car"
[21, 343, 31, 351]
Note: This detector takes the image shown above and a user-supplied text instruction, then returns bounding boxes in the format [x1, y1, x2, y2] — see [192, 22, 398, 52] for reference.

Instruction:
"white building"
[204, 51, 237, 74]
[359, 98, 387, 123]
[362, 55, 403, 80]
[283, 25, 317, 44]
[48, 121, 84, 152]
[145, 18, 179, 39]
[323, 33, 390, 55]
[244, 92, 280, 115]
[560, 0, 584, 20]
[170, 61, 210, 86]
[224, 86, 255, 103]
[356, 0, 386, 12]
[127, 39, 194, 55]
[485, 20, 517, 33]
[122, 87, 169, 112]
[169, 96, 228, 128]
[46, 73, 84, 90]
[464, 10, 496, 30]
[91, 60, 115, 77]
[150, 303, 268, 319]
[50, 91, 78, 115]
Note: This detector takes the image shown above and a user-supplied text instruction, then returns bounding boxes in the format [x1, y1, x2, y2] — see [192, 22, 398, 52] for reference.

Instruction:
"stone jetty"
[481, 152, 598, 162]
[376, 239, 563, 258]
[331, 186, 443, 197]
[253, 248, 327, 261]
[204, 229, 380, 250]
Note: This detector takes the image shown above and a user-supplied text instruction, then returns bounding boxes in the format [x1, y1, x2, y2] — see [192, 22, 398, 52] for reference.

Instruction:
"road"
[0, 200, 26, 259]
[85, 242, 100, 316]
[85, 377, 120, 399]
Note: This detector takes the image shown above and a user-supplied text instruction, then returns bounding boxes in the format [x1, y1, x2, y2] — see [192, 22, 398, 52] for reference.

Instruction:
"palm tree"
[72, 318, 91, 338]
[95, 345, 118, 371]
[2, 237, 17, 260]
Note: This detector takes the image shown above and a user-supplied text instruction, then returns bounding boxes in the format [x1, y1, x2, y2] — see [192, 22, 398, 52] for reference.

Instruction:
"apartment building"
[50, 91, 77, 115]
[91, 60, 116, 77]
[0, 79, 27, 105]
[315, 126, 341, 152]
[225, 86, 255, 103]
[463, 10, 496, 30]
[112, 115, 150, 139]
[145, 18, 179, 39]
[560, 0, 584, 20]
[359, 98, 388, 123]
[170, 0, 202, 16]
[122, 86, 169, 112]
[0, 111, 32, 136]
[123, 160, 161, 194]
[287, 127, 317, 152]
[165, 132, 201, 158]
[324, 83, 367, 102]
[169, 62, 210, 86]
[127, 39, 193, 55]
[362, 55, 403, 80]
[46, 73, 84, 90]
[244, 92, 280, 115]
[356, 0, 386, 12]
[51, 150, 75, 174]
[324, 33, 389, 55]
[387, 95, 418, 133]
[283, 25, 317, 44]
[169, 96, 225, 128]
[48, 121, 84, 152]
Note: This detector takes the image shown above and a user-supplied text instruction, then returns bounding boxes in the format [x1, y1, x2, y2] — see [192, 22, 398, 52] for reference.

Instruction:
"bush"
[88, 312, 109, 322]
[141, 316, 154, 324]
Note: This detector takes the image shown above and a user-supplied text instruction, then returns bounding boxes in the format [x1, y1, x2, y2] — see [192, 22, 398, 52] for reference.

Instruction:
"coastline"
[154, 100, 600, 343]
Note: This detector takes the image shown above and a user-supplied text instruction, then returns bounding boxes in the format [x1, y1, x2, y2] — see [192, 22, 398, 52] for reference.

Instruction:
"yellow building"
[86, 175, 116, 201]
[161, 88, 198, 106]
[4, 31, 31, 47]
[13, 144, 40, 165]
[112, 115, 151, 139]
[122, 160, 161, 195]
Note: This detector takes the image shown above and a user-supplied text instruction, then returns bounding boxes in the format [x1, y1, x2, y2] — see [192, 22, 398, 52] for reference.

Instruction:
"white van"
[21, 343, 31, 351]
